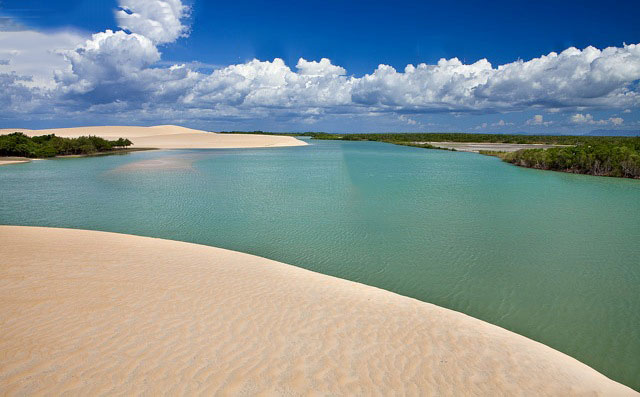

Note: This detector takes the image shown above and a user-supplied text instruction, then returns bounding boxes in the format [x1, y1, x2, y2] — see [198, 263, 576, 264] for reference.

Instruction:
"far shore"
[420, 141, 570, 153]
[0, 225, 636, 395]
[0, 125, 307, 150]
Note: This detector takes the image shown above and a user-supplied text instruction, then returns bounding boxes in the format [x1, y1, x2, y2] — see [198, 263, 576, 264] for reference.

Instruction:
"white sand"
[0, 226, 635, 395]
[0, 157, 31, 166]
[0, 160, 30, 166]
[0, 125, 307, 149]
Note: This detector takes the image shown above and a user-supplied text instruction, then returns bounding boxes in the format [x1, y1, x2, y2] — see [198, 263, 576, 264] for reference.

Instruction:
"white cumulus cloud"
[526, 114, 552, 126]
[570, 113, 624, 125]
[189, 58, 353, 113]
[115, 0, 190, 45]
[475, 45, 640, 109]
[492, 119, 514, 127]
[296, 58, 346, 76]
[352, 58, 493, 111]
[56, 30, 161, 98]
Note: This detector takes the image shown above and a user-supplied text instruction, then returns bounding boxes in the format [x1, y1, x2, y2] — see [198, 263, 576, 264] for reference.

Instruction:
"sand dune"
[0, 226, 635, 395]
[0, 125, 307, 149]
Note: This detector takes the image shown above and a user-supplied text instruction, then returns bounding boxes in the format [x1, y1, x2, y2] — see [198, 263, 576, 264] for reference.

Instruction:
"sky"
[0, 0, 639, 133]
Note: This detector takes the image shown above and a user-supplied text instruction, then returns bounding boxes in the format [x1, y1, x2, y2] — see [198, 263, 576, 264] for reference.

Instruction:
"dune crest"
[0, 226, 636, 395]
[0, 125, 307, 149]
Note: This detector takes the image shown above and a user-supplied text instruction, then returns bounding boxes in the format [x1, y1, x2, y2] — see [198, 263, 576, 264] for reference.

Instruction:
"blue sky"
[0, 0, 639, 133]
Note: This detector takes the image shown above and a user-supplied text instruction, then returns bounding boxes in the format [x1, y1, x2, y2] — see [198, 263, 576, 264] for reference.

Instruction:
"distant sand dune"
[0, 226, 636, 395]
[0, 125, 307, 149]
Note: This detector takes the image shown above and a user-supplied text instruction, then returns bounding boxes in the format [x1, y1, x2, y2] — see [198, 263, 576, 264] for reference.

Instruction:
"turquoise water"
[1, 139, 639, 389]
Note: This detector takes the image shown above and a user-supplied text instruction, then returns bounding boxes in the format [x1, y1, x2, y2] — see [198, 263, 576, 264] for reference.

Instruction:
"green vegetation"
[0, 133, 132, 158]
[495, 143, 640, 178]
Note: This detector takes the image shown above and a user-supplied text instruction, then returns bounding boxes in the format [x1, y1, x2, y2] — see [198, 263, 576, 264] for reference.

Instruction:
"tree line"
[0, 133, 133, 158]
[306, 132, 640, 146]
[497, 143, 640, 178]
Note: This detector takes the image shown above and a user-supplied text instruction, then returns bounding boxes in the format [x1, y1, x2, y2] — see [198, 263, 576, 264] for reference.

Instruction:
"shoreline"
[1, 225, 636, 395]
[0, 125, 307, 149]
[0, 148, 156, 166]
[423, 141, 570, 153]
[0, 157, 31, 166]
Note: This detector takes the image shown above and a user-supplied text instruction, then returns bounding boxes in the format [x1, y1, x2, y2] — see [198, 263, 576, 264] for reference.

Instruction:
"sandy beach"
[0, 157, 31, 166]
[0, 226, 635, 395]
[0, 125, 307, 149]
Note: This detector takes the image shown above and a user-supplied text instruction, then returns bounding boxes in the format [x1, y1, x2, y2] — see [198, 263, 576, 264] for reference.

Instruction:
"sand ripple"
[0, 226, 636, 395]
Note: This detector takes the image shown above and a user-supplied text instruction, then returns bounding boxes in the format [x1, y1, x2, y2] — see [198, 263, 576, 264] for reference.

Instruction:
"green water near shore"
[1, 139, 639, 389]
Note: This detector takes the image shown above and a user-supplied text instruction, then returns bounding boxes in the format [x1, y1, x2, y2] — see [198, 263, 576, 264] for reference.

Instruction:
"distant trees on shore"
[501, 143, 640, 178]
[307, 132, 640, 146]
[0, 133, 132, 158]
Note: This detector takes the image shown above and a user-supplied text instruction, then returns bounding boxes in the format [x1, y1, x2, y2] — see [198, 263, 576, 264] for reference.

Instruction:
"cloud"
[0, 29, 86, 118]
[189, 44, 640, 120]
[492, 119, 514, 127]
[115, 0, 190, 45]
[350, 45, 640, 113]
[188, 58, 353, 114]
[570, 113, 624, 125]
[1, 0, 640, 130]
[0, 71, 42, 115]
[475, 45, 640, 110]
[478, 119, 515, 129]
[570, 113, 595, 123]
[526, 114, 552, 126]
[623, 109, 632, 113]
[0, 30, 85, 89]
[398, 114, 418, 125]
[55, 30, 162, 104]
[351, 58, 493, 110]
[296, 58, 346, 77]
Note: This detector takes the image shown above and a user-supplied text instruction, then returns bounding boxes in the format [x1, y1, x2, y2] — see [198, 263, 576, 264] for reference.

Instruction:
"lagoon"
[1, 138, 639, 389]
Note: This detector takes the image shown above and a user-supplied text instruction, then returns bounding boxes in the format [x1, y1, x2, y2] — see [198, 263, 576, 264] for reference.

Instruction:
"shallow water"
[1, 139, 639, 389]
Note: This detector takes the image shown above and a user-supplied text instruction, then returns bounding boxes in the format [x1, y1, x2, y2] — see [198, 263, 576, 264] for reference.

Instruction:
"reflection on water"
[112, 153, 201, 172]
